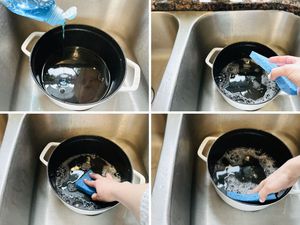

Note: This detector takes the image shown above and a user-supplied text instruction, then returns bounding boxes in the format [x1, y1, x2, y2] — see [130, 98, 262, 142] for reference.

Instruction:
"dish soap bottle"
[0, 0, 77, 26]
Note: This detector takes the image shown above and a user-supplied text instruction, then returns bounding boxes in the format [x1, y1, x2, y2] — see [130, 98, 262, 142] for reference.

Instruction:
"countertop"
[152, 0, 300, 16]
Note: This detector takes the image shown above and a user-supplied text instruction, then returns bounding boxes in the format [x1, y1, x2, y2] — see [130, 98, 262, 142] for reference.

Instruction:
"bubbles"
[54, 154, 121, 210]
[216, 58, 280, 105]
[213, 148, 277, 195]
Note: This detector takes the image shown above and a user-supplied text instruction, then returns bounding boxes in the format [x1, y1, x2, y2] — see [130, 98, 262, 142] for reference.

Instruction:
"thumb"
[91, 193, 98, 201]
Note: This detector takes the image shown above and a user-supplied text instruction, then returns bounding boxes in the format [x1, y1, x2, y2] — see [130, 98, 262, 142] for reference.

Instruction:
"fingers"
[89, 172, 102, 180]
[258, 186, 271, 203]
[84, 179, 96, 187]
[251, 179, 272, 203]
[270, 65, 294, 80]
[249, 180, 270, 203]
[269, 56, 299, 66]
[91, 193, 98, 201]
[249, 179, 266, 194]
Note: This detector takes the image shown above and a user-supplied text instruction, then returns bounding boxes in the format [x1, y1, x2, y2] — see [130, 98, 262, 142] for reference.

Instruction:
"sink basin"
[151, 114, 167, 188]
[152, 114, 300, 225]
[152, 11, 300, 111]
[0, 114, 148, 225]
[151, 13, 179, 102]
[0, 0, 148, 111]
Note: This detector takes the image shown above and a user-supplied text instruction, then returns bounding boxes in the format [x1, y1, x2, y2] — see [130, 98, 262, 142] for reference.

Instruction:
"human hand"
[250, 157, 300, 202]
[269, 56, 300, 87]
[84, 173, 122, 202]
[85, 172, 148, 222]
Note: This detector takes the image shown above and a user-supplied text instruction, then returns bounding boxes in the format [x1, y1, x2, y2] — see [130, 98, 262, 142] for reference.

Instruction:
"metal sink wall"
[151, 13, 179, 102]
[0, 114, 148, 225]
[0, 0, 148, 111]
[152, 114, 300, 225]
[152, 11, 300, 111]
[151, 114, 167, 188]
[0, 115, 8, 147]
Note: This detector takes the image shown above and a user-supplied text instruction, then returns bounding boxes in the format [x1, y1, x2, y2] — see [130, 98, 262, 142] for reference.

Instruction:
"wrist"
[110, 181, 131, 202]
[286, 156, 300, 179]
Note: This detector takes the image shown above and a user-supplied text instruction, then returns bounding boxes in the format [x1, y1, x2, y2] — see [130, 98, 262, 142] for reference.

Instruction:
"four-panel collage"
[0, 0, 300, 225]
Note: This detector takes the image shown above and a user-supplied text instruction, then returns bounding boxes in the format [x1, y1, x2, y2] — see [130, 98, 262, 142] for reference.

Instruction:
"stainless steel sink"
[0, 0, 148, 111]
[0, 114, 148, 225]
[152, 11, 300, 111]
[0, 115, 8, 147]
[152, 114, 300, 225]
[151, 13, 178, 102]
[151, 114, 167, 188]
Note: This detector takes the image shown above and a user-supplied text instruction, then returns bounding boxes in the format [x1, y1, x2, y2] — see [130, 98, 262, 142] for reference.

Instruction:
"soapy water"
[216, 58, 280, 105]
[213, 148, 277, 194]
[53, 154, 121, 210]
[42, 46, 111, 104]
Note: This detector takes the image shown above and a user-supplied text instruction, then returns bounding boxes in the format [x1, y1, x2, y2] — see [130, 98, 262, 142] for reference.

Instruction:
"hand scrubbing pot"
[39, 135, 146, 215]
[250, 51, 298, 95]
[197, 129, 300, 211]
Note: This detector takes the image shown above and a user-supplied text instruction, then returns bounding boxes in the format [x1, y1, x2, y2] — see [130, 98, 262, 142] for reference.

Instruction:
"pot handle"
[119, 58, 141, 92]
[197, 136, 217, 162]
[205, 48, 223, 68]
[21, 32, 45, 57]
[133, 170, 146, 184]
[39, 142, 60, 166]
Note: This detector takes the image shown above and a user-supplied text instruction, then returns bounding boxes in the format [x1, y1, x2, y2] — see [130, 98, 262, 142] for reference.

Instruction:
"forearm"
[286, 155, 300, 178]
[112, 182, 148, 220]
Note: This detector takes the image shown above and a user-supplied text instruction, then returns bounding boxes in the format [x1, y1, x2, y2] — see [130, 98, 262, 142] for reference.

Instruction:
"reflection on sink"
[151, 13, 179, 101]
[153, 114, 300, 225]
[0, 0, 148, 111]
[152, 11, 300, 111]
[0, 114, 148, 225]
[0, 115, 8, 147]
[151, 114, 167, 188]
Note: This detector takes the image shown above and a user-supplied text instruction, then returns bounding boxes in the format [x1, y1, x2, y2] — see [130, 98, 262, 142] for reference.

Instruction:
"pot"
[39, 135, 145, 215]
[21, 25, 141, 111]
[205, 42, 282, 111]
[197, 129, 300, 211]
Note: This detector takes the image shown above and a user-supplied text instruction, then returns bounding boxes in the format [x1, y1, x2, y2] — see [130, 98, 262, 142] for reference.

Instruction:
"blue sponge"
[249, 51, 298, 95]
[75, 170, 96, 196]
[227, 192, 277, 202]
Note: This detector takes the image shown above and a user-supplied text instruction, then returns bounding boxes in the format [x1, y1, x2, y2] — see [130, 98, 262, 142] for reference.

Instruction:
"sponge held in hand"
[75, 170, 96, 196]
